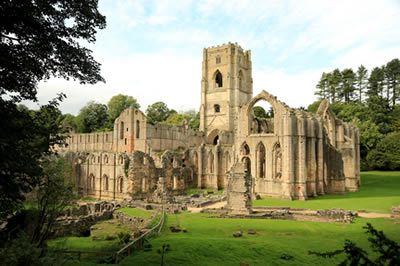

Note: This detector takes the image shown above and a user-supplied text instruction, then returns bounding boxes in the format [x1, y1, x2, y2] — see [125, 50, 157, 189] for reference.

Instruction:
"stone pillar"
[213, 144, 219, 189]
[296, 112, 307, 200]
[282, 112, 295, 199]
[197, 144, 204, 188]
[309, 117, 317, 197]
[226, 162, 252, 215]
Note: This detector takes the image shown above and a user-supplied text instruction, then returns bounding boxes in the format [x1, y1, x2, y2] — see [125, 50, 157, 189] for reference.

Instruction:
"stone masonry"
[57, 42, 360, 201]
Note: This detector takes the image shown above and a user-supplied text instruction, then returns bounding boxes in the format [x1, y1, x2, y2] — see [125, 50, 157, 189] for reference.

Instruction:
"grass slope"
[254, 171, 400, 213]
[122, 213, 400, 266]
[117, 207, 154, 219]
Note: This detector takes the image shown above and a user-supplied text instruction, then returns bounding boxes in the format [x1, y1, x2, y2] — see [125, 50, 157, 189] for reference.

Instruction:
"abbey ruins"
[58, 43, 360, 201]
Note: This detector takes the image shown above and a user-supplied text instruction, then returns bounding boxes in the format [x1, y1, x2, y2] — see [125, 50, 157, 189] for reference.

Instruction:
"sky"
[32, 0, 400, 115]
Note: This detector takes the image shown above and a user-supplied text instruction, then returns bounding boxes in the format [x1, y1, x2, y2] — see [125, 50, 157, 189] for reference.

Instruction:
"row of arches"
[240, 141, 282, 179]
[89, 154, 126, 165]
[87, 174, 124, 194]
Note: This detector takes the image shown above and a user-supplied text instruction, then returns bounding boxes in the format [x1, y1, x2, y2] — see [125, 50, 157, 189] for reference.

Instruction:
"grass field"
[122, 171, 400, 265]
[122, 213, 400, 266]
[254, 171, 400, 213]
[117, 207, 154, 218]
[50, 171, 400, 265]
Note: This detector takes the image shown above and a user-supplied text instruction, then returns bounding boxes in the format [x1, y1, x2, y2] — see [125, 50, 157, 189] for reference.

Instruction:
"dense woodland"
[309, 59, 400, 170]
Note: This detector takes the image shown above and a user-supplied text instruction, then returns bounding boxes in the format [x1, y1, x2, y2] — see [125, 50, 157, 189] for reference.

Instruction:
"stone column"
[197, 144, 204, 188]
[309, 117, 317, 196]
[296, 112, 307, 200]
[213, 144, 220, 189]
[282, 111, 295, 199]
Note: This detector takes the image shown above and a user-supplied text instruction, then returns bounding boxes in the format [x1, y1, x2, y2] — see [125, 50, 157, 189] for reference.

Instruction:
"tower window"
[215, 70, 223, 88]
[214, 104, 220, 113]
[216, 56, 221, 64]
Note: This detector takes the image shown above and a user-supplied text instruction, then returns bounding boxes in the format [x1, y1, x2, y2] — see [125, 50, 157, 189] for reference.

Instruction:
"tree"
[61, 113, 78, 132]
[340, 68, 356, 103]
[328, 69, 342, 103]
[76, 101, 108, 133]
[146, 101, 170, 125]
[385, 59, 400, 107]
[310, 223, 400, 265]
[107, 94, 140, 124]
[0, 1, 105, 220]
[163, 109, 200, 130]
[356, 65, 368, 103]
[315, 72, 329, 100]
[30, 156, 75, 247]
[367, 132, 400, 170]
[0, 95, 66, 220]
[0, 0, 106, 102]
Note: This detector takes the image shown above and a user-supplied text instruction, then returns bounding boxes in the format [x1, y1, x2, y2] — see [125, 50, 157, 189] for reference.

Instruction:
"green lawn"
[117, 207, 154, 219]
[186, 188, 225, 196]
[122, 212, 400, 266]
[254, 171, 400, 213]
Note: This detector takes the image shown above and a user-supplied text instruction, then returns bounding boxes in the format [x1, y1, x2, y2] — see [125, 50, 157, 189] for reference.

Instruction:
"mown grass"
[122, 213, 400, 266]
[254, 171, 400, 213]
[117, 207, 154, 219]
[48, 219, 130, 252]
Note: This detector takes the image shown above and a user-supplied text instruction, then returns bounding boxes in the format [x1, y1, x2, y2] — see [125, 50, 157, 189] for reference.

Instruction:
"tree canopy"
[107, 94, 140, 124]
[0, 0, 106, 101]
[0, 1, 106, 219]
[146, 101, 171, 125]
[311, 57, 400, 170]
[76, 101, 108, 133]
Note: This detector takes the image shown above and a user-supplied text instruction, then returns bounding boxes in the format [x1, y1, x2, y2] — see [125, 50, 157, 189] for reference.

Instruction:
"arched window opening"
[136, 120, 140, 139]
[104, 155, 108, 164]
[124, 138, 127, 145]
[88, 174, 95, 192]
[241, 143, 250, 156]
[120, 121, 124, 139]
[216, 55, 221, 64]
[103, 175, 109, 191]
[118, 155, 124, 165]
[141, 178, 146, 192]
[213, 135, 219, 145]
[257, 143, 266, 178]
[208, 152, 214, 174]
[242, 157, 251, 175]
[215, 70, 223, 88]
[273, 143, 282, 179]
[251, 100, 274, 134]
[118, 177, 123, 193]
[214, 104, 220, 113]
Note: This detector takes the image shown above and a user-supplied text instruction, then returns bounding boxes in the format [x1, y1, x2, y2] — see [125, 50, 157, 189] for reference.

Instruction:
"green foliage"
[0, 0, 106, 102]
[252, 106, 269, 119]
[61, 113, 78, 132]
[163, 109, 200, 130]
[310, 223, 400, 265]
[30, 156, 76, 247]
[146, 101, 170, 125]
[0, 95, 67, 220]
[76, 101, 109, 133]
[367, 132, 400, 170]
[117, 232, 131, 245]
[0, 233, 59, 266]
[107, 94, 140, 124]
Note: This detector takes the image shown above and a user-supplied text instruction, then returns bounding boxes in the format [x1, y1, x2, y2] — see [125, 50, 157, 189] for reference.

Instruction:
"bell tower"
[199, 43, 253, 136]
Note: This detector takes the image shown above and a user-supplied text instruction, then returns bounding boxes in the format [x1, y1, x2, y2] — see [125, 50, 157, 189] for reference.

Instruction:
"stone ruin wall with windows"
[57, 42, 360, 201]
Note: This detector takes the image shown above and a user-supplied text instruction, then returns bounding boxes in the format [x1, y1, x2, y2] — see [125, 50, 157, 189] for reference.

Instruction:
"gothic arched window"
[215, 70, 223, 88]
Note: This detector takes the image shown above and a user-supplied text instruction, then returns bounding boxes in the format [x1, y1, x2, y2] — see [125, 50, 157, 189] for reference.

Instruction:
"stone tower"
[199, 43, 253, 136]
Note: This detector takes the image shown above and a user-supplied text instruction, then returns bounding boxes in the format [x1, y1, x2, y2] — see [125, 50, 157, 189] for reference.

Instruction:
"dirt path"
[357, 212, 392, 218]
[188, 201, 227, 213]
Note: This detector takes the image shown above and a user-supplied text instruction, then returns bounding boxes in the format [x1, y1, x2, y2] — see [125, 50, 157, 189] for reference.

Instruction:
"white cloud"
[253, 68, 322, 108]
